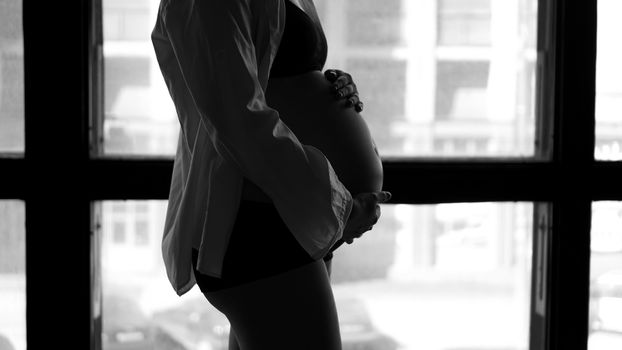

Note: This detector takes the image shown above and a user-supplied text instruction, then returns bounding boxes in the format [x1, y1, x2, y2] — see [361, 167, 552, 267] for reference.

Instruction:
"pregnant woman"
[151, 0, 390, 349]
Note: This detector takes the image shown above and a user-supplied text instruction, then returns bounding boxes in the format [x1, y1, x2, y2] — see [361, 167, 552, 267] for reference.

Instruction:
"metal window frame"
[0, 0, 604, 348]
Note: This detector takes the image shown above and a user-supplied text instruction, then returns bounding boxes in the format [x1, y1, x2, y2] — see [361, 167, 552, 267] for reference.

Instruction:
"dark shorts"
[192, 199, 334, 292]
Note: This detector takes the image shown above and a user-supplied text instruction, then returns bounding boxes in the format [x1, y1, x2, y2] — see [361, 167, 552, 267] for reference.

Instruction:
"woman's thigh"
[204, 259, 341, 350]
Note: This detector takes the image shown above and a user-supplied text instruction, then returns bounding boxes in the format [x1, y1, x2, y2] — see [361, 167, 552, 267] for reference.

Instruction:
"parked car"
[0, 333, 15, 350]
[337, 297, 400, 350]
[103, 294, 187, 350]
[151, 295, 399, 350]
[151, 297, 230, 350]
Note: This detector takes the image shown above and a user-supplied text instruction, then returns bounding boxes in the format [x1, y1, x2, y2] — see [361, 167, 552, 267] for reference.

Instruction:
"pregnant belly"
[264, 70, 384, 196]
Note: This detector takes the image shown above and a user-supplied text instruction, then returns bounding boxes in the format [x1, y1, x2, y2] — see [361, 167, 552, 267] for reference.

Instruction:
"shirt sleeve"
[157, 0, 352, 259]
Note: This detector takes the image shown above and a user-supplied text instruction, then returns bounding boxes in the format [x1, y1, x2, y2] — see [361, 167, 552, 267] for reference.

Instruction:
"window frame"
[0, 0, 605, 349]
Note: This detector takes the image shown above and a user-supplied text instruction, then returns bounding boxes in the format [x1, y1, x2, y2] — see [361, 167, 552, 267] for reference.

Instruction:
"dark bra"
[270, 1, 328, 78]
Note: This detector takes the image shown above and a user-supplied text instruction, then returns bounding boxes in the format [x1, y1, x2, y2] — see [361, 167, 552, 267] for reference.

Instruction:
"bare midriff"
[241, 70, 384, 203]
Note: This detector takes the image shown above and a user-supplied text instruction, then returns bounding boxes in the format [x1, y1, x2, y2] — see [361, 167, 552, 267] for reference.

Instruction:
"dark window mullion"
[384, 160, 556, 203]
[88, 158, 622, 205]
[23, 0, 92, 349]
[90, 0, 104, 159]
[547, 1, 597, 350]
[87, 158, 172, 200]
[592, 162, 622, 200]
[0, 159, 26, 199]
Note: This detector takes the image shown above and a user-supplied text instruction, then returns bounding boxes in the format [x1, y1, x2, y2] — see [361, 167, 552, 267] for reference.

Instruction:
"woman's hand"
[324, 69, 364, 113]
[342, 191, 392, 244]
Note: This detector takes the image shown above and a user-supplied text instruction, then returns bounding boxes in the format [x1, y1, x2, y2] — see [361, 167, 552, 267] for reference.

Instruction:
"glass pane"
[98, 201, 532, 350]
[595, 0, 622, 161]
[589, 201, 622, 349]
[0, 0, 24, 154]
[317, 0, 538, 157]
[0, 200, 26, 350]
[346, 0, 404, 46]
[438, 0, 492, 46]
[102, 0, 537, 158]
[98, 201, 229, 350]
[98, 200, 229, 350]
[102, 0, 179, 156]
[332, 202, 532, 349]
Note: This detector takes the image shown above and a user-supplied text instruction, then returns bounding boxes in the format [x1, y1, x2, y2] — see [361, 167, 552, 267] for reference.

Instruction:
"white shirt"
[151, 0, 353, 296]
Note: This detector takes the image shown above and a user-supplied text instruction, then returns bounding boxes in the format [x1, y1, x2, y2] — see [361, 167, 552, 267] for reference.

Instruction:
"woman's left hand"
[324, 69, 364, 113]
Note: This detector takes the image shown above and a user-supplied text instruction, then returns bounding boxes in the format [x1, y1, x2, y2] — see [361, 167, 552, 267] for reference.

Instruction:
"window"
[345, 0, 403, 46]
[332, 203, 533, 349]
[0, 0, 24, 154]
[112, 222, 125, 243]
[590, 202, 622, 349]
[437, 0, 491, 46]
[435, 61, 490, 121]
[0, 2, 25, 347]
[97, 0, 537, 159]
[98, 201, 227, 350]
[594, 0, 622, 161]
[345, 58, 407, 155]
[0, 201, 25, 350]
[97, 201, 533, 350]
[4, 0, 605, 349]
[134, 221, 149, 246]
[100, 0, 179, 157]
[321, 0, 537, 158]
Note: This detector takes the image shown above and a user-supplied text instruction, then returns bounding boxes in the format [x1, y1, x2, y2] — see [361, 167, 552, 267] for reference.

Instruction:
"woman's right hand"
[342, 191, 392, 244]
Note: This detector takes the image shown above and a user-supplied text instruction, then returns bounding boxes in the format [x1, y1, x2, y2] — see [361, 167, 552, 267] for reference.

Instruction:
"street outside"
[0, 275, 25, 350]
[333, 279, 529, 350]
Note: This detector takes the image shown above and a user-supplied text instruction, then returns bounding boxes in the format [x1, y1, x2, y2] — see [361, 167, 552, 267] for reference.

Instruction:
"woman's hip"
[202, 259, 342, 350]
[192, 198, 334, 292]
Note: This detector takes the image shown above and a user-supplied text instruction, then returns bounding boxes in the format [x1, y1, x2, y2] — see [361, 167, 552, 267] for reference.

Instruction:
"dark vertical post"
[548, 0, 597, 349]
[23, 0, 92, 348]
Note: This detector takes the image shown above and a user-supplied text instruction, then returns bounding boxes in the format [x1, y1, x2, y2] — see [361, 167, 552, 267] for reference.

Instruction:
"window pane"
[318, 0, 538, 157]
[102, 0, 537, 158]
[0, 0, 24, 154]
[346, 0, 404, 46]
[595, 0, 622, 161]
[98, 201, 532, 350]
[98, 200, 229, 350]
[589, 201, 622, 349]
[332, 202, 532, 349]
[0, 200, 26, 350]
[438, 0, 491, 46]
[102, 0, 179, 156]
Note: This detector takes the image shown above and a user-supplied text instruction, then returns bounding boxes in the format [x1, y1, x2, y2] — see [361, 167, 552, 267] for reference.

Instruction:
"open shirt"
[150, 0, 353, 296]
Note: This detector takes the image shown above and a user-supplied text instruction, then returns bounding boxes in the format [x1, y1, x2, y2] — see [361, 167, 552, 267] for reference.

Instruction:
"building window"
[594, 0, 622, 160]
[112, 222, 126, 244]
[345, 0, 404, 46]
[134, 221, 149, 246]
[0, 0, 24, 154]
[435, 61, 490, 121]
[0, 201, 25, 350]
[437, 0, 491, 46]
